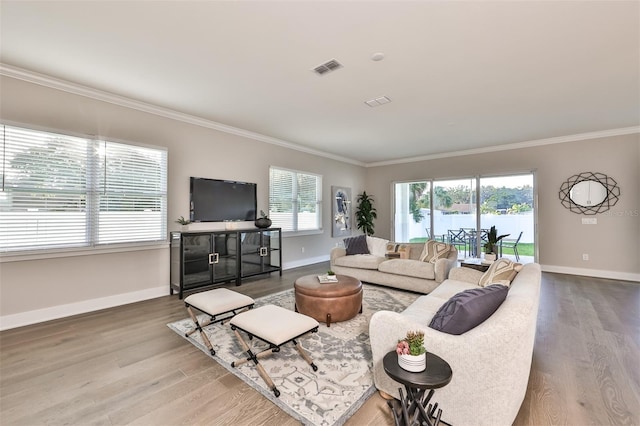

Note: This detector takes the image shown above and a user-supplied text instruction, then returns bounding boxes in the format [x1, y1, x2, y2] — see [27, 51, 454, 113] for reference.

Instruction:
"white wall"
[366, 133, 640, 281]
[0, 75, 366, 329]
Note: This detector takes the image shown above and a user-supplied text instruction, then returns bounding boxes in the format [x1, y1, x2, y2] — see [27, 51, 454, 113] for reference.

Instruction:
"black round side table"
[383, 351, 453, 426]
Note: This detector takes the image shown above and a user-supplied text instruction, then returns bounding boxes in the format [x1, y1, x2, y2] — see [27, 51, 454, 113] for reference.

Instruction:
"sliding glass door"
[394, 181, 431, 243]
[479, 174, 534, 262]
[432, 178, 476, 258]
[393, 173, 535, 263]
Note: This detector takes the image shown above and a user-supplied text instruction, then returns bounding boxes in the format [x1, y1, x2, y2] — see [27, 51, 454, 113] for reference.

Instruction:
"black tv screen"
[190, 177, 257, 222]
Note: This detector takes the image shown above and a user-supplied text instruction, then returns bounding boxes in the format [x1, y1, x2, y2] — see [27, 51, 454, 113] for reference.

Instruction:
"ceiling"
[1, 1, 639, 165]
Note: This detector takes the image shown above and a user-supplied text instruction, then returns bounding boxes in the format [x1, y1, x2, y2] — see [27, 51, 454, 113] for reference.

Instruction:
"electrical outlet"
[582, 253, 589, 261]
[582, 218, 597, 225]
[301, 247, 305, 253]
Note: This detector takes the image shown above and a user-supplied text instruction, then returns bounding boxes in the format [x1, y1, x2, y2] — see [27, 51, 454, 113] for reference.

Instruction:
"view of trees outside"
[268, 168, 321, 232]
[1, 125, 167, 250]
[394, 174, 535, 254]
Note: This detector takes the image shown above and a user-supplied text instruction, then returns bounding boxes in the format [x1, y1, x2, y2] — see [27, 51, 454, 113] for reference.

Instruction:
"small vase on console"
[255, 217, 272, 229]
[255, 209, 272, 229]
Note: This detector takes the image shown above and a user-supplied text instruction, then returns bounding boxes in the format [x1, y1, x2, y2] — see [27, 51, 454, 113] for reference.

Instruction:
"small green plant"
[327, 270, 335, 276]
[175, 216, 191, 225]
[396, 330, 426, 356]
[484, 225, 509, 254]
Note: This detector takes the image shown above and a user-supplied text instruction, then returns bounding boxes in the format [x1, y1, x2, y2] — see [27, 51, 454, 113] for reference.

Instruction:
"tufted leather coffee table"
[294, 274, 363, 327]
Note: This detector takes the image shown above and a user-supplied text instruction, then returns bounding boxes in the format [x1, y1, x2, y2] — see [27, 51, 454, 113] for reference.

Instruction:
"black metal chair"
[447, 229, 467, 257]
[500, 231, 523, 261]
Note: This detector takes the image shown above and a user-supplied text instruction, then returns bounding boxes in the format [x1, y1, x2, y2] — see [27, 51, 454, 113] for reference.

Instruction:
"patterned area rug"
[167, 284, 419, 426]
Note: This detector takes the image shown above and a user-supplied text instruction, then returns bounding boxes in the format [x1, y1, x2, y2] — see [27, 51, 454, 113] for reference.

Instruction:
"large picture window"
[0, 124, 167, 252]
[269, 166, 322, 233]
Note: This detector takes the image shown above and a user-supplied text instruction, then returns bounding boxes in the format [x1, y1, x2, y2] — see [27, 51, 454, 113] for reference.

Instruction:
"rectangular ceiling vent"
[312, 59, 343, 76]
[365, 96, 392, 107]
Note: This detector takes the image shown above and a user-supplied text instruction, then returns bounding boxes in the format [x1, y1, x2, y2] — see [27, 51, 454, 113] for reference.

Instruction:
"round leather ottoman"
[294, 274, 363, 327]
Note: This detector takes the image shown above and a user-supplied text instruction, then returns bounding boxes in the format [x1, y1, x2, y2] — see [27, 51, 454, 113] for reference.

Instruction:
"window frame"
[268, 166, 323, 236]
[0, 123, 168, 259]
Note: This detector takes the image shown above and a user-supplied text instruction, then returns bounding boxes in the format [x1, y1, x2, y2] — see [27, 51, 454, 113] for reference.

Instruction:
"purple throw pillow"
[429, 284, 508, 335]
[344, 234, 369, 255]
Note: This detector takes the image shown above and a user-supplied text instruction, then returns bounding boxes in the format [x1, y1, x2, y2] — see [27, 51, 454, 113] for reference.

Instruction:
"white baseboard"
[541, 264, 640, 283]
[283, 255, 330, 271]
[0, 286, 167, 331]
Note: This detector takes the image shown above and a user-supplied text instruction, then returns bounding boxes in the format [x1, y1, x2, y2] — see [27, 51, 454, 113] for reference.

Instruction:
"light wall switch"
[581, 218, 597, 225]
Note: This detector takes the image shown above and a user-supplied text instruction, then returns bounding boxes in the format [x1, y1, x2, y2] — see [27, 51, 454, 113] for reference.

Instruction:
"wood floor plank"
[1, 264, 639, 425]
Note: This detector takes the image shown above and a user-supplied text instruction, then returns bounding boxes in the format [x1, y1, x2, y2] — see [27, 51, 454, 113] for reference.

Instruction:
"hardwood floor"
[1, 264, 638, 425]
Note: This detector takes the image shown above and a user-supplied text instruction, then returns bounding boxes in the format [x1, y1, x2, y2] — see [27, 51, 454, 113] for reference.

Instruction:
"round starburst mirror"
[559, 172, 620, 215]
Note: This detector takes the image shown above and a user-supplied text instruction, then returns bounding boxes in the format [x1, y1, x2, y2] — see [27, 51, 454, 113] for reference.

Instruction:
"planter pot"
[255, 217, 272, 229]
[484, 253, 497, 263]
[181, 224, 190, 231]
[398, 352, 427, 372]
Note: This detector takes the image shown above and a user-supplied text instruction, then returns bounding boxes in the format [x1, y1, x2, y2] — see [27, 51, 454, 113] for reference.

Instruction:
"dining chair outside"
[447, 229, 467, 257]
[500, 231, 523, 261]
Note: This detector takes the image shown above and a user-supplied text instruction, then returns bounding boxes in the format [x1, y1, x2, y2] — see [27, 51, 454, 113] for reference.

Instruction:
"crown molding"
[0, 64, 366, 167]
[367, 126, 640, 167]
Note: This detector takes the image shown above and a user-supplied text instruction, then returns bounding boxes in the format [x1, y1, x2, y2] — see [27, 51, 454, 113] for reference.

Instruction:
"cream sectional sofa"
[330, 239, 458, 294]
[369, 263, 542, 426]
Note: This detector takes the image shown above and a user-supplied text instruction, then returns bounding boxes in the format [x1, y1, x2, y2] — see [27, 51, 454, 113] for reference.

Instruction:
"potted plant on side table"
[483, 225, 509, 263]
[396, 330, 427, 372]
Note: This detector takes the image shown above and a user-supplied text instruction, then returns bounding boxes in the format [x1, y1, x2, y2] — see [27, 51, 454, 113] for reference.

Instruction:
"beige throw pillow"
[478, 258, 523, 287]
[397, 244, 410, 259]
[419, 240, 451, 264]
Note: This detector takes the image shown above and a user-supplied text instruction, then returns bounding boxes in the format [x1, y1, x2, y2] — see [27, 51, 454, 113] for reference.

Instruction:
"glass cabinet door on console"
[240, 229, 282, 279]
[170, 231, 239, 299]
[212, 232, 238, 283]
[180, 233, 213, 289]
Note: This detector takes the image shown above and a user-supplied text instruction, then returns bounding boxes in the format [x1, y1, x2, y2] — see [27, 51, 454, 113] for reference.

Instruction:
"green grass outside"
[408, 237, 534, 257]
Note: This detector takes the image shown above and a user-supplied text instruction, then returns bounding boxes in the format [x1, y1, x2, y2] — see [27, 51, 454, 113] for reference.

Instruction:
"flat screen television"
[190, 177, 257, 222]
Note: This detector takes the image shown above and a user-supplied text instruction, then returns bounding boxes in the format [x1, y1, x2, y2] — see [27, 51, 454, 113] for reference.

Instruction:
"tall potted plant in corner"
[355, 191, 377, 236]
[483, 225, 509, 262]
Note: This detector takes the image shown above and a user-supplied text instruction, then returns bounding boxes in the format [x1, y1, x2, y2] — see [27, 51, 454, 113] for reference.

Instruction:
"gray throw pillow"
[344, 234, 369, 255]
[428, 284, 508, 335]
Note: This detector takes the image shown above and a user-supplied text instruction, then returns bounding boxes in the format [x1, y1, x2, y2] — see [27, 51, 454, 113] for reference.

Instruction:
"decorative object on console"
[175, 215, 192, 231]
[255, 210, 272, 228]
[396, 330, 426, 372]
[355, 191, 377, 236]
[332, 186, 352, 237]
[559, 171, 620, 215]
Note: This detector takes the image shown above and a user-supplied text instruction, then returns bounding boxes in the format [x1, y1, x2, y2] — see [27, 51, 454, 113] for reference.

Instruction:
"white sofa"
[369, 263, 542, 426]
[330, 241, 458, 294]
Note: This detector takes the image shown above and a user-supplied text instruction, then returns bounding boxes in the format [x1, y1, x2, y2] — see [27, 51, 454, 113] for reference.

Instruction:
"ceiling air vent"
[312, 59, 343, 76]
[365, 96, 392, 107]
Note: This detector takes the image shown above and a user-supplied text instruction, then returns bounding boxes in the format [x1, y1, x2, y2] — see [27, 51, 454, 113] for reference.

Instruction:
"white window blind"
[0, 124, 167, 252]
[269, 166, 322, 233]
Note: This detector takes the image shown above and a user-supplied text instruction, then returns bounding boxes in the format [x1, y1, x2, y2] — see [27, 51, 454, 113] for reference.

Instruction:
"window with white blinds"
[269, 166, 322, 233]
[0, 124, 167, 252]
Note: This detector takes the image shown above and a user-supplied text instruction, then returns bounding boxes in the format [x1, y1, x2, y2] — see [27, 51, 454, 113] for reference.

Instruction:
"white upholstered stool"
[184, 288, 255, 356]
[230, 305, 319, 397]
